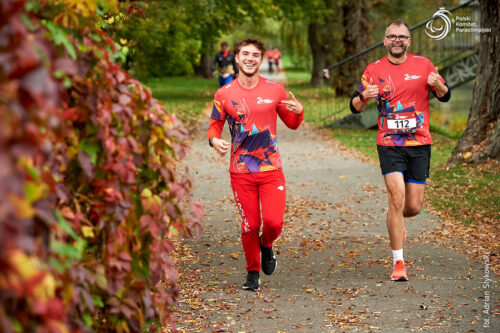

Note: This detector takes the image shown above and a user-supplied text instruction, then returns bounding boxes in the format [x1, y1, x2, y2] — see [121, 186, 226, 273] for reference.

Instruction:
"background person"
[273, 48, 282, 73]
[212, 41, 239, 87]
[265, 49, 275, 74]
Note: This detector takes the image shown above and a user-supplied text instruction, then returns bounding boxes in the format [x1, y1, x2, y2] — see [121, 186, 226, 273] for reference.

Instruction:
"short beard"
[387, 45, 407, 58]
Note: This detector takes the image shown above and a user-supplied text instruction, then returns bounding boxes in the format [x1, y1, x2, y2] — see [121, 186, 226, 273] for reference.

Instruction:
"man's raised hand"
[212, 138, 231, 157]
[363, 77, 379, 100]
[280, 91, 303, 114]
[427, 67, 442, 88]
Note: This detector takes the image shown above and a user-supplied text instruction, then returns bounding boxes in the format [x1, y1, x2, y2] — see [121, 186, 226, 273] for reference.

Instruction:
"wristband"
[209, 137, 214, 147]
[359, 93, 368, 103]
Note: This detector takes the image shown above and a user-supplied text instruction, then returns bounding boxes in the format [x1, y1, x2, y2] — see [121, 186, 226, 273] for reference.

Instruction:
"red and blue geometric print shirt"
[208, 76, 304, 173]
[357, 53, 446, 146]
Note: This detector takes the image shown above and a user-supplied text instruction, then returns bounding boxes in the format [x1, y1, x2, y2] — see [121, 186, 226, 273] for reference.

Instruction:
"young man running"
[350, 19, 450, 281]
[208, 37, 304, 290]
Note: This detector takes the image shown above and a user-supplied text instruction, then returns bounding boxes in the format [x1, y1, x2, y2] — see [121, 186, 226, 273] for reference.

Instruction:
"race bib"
[386, 111, 417, 134]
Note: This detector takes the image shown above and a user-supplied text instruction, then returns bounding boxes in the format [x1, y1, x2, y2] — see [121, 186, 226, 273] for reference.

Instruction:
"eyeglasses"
[385, 34, 410, 41]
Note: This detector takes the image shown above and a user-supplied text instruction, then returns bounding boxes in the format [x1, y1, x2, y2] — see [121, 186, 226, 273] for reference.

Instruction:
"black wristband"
[359, 93, 368, 103]
[209, 137, 214, 147]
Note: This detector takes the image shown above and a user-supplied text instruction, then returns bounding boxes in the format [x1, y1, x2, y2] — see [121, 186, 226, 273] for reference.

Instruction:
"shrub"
[0, 0, 202, 331]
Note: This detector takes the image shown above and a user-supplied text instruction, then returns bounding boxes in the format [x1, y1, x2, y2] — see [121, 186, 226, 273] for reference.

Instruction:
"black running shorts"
[377, 145, 431, 184]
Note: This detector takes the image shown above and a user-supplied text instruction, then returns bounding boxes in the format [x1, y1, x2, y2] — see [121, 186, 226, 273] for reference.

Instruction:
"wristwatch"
[209, 137, 214, 147]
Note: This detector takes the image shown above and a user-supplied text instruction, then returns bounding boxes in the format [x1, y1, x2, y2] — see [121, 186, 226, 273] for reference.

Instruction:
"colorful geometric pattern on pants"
[230, 170, 286, 272]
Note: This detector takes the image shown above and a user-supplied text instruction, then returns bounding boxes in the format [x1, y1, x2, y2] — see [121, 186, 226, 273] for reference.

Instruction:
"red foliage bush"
[0, 0, 202, 331]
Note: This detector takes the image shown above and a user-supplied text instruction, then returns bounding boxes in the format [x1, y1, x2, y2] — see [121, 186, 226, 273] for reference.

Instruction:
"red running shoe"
[391, 260, 408, 281]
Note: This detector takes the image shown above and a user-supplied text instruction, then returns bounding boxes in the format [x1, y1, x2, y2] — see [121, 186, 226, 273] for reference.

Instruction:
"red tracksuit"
[208, 76, 303, 272]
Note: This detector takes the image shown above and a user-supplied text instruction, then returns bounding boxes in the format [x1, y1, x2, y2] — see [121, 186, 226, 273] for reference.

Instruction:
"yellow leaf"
[8, 194, 35, 219]
[339, 175, 347, 178]
[10, 249, 37, 279]
[464, 152, 472, 159]
[24, 181, 43, 203]
[51, 322, 70, 333]
[34, 274, 57, 301]
[66, 146, 79, 160]
[141, 188, 152, 198]
[81, 226, 95, 238]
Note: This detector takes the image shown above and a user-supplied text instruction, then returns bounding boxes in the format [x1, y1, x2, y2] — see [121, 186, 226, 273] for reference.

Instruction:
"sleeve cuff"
[431, 82, 451, 102]
[350, 91, 362, 114]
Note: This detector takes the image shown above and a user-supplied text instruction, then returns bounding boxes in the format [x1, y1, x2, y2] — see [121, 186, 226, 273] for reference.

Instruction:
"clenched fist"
[212, 138, 231, 157]
[363, 77, 379, 100]
[427, 67, 442, 88]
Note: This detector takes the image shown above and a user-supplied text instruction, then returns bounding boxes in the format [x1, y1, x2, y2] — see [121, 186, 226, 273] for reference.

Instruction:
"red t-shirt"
[265, 50, 275, 60]
[208, 76, 304, 173]
[357, 53, 445, 146]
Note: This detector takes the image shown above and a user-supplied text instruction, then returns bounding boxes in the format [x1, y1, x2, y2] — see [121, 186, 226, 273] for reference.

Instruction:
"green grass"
[286, 70, 499, 226]
[286, 70, 351, 127]
[329, 129, 379, 161]
[142, 76, 218, 127]
[429, 163, 500, 226]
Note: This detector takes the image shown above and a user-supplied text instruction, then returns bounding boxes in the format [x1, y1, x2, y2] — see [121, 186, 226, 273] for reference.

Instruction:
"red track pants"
[230, 170, 286, 272]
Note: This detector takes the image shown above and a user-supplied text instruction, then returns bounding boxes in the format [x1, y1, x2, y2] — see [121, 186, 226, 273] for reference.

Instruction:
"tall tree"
[280, 19, 311, 70]
[108, 0, 272, 78]
[334, 0, 373, 96]
[448, 0, 499, 165]
[185, 0, 274, 77]
[276, 0, 344, 86]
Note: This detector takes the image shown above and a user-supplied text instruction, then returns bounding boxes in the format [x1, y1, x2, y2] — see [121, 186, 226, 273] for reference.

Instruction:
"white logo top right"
[425, 6, 491, 40]
[425, 7, 452, 40]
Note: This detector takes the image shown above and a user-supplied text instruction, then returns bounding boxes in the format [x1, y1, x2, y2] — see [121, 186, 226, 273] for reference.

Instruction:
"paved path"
[259, 61, 287, 83]
[174, 70, 498, 332]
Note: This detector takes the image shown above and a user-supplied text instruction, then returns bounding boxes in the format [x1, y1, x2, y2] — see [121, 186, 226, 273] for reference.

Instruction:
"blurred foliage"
[101, 0, 461, 77]
[142, 76, 218, 129]
[105, 0, 274, 78]
[0, 0, 202, 331]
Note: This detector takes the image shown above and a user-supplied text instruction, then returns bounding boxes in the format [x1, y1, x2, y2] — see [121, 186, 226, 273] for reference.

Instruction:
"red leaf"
[118, 94, 131, 105]
[116, 70, 126, 83]
[78, 151, 94, 178]
[54, 57, 78, 76]
[62, 107, 81, 121]
[140, 215, 154, 228]
[33, 299, 66, 321]
[165, 202, 179, 219]
[118, 252, 132, 261]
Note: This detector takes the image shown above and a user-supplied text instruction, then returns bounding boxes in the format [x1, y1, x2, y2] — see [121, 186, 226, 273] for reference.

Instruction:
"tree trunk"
[197, 52, 213, 78]
[308, 22, 327, 86]
[334, 0, 372, 97]
[194, 38, 213, 78]
[447, 0, 500, 166]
